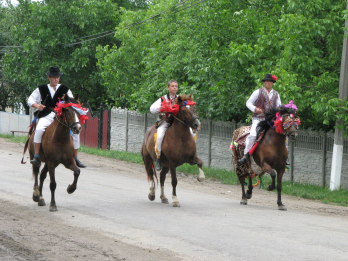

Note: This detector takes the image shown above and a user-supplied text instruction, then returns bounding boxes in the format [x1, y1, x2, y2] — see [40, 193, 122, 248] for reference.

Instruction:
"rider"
[238, 73, 282, 166]
[27, 66, 87, 168]
[150, 79, 196, 171]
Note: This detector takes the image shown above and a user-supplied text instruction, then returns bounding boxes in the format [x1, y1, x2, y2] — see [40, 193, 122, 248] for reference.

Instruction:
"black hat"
[262, 73, 276, 83]
[46, 66, 63, 77]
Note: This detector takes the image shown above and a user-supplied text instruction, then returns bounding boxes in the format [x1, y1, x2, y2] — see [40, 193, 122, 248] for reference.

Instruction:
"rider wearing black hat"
[238, 73, 282, 165]
[27, 66, 87, 168]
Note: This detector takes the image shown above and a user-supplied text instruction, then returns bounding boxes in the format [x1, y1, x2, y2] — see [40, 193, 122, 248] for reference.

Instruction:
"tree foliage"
[97, 0, 348, 133]
[0, 0, 121, 113]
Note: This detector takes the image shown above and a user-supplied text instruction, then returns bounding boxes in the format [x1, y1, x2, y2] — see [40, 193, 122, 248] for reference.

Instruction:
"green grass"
[1, 134, 347, 207]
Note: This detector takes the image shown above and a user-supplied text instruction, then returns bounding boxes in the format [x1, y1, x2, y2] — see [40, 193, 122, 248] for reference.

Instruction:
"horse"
[141, 94, 205, 207]
[231, 105, 300, 210]
[28, 94, 87, 211]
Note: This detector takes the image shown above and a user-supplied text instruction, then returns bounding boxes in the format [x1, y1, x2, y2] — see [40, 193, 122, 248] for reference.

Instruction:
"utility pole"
[330, 1, 348, 191]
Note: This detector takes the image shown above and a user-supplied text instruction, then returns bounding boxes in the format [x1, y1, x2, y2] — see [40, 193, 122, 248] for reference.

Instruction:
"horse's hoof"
[49, 205, 58, 212]
[197, 176, 205, 182]
[67, 184, 76, 194]
[173, 202, 181, 207]
[267, 185, 274, 191]
[161, 198, 169, 204]
[148, 194, 155, 201]
[278, 205, 287, 211]
[245, 192, 252, 199]
[33, 194, 40, 202]
[38, 198, 46, 206]
[240, 199, 247, 205]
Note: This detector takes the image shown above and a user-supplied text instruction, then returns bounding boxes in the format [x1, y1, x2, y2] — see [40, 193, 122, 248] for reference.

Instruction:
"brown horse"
[141, 94, 205, 207]
[28, 95, 84, 211]
[232, 105, 300, 210]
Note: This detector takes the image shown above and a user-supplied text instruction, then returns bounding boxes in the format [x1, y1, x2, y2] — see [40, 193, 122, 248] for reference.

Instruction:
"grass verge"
[2, 134, 347, 207]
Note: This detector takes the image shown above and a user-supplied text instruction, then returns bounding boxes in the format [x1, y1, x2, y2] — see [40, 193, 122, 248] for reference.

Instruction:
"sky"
[5, 0, 42, 6]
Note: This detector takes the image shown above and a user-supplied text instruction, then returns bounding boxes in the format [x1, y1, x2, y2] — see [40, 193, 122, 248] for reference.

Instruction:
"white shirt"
[150, 95, 176, 114]
[28, 84, 74, 107]
[246, 88, 281, 113]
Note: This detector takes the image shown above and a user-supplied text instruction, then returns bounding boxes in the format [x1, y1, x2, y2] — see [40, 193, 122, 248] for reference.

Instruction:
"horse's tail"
[21, 120, 36, 164]
[141, 143, 159, 188]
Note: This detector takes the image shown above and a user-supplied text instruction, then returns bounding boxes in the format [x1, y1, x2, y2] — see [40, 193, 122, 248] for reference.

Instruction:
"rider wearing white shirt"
[27, 66, 86, 168]
[239, 73, 282, 165]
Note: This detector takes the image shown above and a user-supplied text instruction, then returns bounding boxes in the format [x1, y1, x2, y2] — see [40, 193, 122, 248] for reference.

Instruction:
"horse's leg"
[277, 169, 287, 211]
[245, 175, 253, 199]
[192, 154, 205, 182]
[159, 167, 169, 204]
[170, 167, 180, 207]
[239, 176, 248, 205]
[67, 165, 80, 194]
[47, 165, 58, 212]
[32, 164, 41, 202]
[36, 164, 48, 206]
[262, 163, 276, 191]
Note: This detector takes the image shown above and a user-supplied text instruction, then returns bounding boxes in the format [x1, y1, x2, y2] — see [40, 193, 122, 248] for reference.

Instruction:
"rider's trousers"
[34, 112, 80, 149]
[155, 122, 196, 158]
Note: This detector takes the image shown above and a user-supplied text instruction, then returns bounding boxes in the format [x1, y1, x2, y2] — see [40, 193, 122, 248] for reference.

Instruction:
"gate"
[80, 104, 110, 149]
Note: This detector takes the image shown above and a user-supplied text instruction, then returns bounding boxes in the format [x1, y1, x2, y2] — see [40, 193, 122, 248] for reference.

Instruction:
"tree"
[0, 0, 121, 113]
[97, 0, 348, 133]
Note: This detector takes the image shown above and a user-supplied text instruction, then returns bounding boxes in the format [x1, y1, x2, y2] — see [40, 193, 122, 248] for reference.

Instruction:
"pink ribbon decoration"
[284, 100, 298, 112]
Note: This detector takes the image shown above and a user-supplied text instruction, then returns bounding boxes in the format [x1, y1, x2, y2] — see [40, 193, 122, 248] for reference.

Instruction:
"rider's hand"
[255, 108, 263, 114]
[37, 104, 46, 111]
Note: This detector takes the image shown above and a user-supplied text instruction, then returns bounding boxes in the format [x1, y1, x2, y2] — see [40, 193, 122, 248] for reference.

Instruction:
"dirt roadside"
[1, 138, 347, 261]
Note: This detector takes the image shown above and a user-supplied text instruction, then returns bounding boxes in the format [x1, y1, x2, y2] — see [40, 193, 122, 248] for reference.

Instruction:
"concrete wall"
[0, 111, 30, 135]
[109, 108, 348, 189]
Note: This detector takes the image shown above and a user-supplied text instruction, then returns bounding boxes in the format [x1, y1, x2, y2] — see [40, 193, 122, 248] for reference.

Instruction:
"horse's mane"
[163, 94, 194, 125]
[175, 94, 194, 105]
[256, 105, 297, 137]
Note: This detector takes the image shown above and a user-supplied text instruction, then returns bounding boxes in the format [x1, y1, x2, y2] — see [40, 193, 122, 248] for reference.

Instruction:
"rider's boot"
[156, 158, 161, 171]
[285, 158, 290, 166]
[238, 153, 249, 166]
[75, 156, 87, 168]
[30, 154, 41, 167]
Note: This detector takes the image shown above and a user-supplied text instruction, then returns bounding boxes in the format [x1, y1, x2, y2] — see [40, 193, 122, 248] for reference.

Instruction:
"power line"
[64, 0, 206, 46]
[1, 0, 207, 49]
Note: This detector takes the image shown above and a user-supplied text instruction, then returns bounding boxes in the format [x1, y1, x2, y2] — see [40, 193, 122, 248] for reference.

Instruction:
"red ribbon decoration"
[55, 100, 88, 124]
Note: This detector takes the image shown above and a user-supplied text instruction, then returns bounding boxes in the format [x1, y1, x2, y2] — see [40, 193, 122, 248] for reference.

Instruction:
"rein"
[172, 114, 197, 128]
[56, 114, 70, 128]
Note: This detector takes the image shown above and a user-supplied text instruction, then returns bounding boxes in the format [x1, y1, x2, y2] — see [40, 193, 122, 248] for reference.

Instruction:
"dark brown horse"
[232, 105, 300, 210]
[141, 94, 205, 207]
[28, 95, 85, 211]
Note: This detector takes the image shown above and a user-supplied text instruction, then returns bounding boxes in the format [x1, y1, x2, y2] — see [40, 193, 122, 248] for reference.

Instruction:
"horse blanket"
[231, 126, 264, 178]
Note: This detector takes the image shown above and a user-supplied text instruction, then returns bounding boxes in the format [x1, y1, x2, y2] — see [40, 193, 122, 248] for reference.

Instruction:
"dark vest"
[252, 87, 279, 121]
[35, 84, 69, 118]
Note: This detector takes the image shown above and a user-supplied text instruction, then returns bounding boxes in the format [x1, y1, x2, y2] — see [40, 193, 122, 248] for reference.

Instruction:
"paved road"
[1, 143, 348, 260]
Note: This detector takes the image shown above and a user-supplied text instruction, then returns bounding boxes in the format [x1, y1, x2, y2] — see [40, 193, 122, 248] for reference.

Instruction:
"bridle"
[56, 106, 80, 129]
[267, 112, 301, 136]
[172, 103, 198, 128]
[282, 114, 300, 136]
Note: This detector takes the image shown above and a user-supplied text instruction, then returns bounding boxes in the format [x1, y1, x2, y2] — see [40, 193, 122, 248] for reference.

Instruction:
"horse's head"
[55, 94, 88, 134]
[274, 106, 301, 142]
[176, 94, 200, 130]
